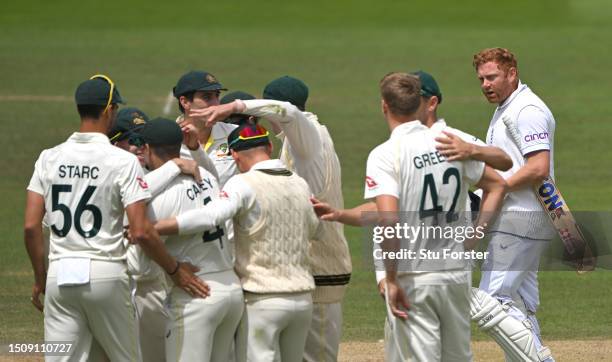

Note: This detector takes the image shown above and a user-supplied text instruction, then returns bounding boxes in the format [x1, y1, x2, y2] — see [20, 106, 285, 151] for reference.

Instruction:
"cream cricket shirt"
[365, 121, 485, 283]
[27, 132, 150, 261]
[241, 99, 352, 303]
[486, 82, 556, 239]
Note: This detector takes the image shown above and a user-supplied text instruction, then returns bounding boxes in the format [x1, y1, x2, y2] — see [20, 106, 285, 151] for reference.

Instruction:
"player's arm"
[125, 201, 209, 298]
[156, 176, 247, 235]
[505, 150, 549, 191]
[436, 131, 512, 171]
[23, 191, 46, 312]
[465, 166, 508, 250]
[179, 121, 220, 181]
[144, 159, 203, 197]
[375, 195, 410, 320]
[311, 199, 378, 226]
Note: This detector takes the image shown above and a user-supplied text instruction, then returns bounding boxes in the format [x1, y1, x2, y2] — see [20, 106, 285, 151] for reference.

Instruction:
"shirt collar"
[251, 159, 286, 170]
[67, 132, 111, 144]
[498, 81, 528, 110]
[390, 120, 428, 139]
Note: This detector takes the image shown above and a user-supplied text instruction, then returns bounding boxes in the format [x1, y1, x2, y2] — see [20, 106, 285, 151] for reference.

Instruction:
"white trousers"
[479, 233, 550, 312]
[385, 277, 472, 362]
[166, 269, 244, 362]
[44, 260, 140, 362]
[303, 302, 342, 362]
[134, 276, 168, 362]
[243, 291, 313, 362]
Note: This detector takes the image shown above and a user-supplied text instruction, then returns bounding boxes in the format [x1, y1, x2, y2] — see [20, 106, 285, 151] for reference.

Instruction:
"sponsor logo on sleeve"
[365, 176, 378, 189]
[524, 132, 549, 142]
[136, 176, 149, 190]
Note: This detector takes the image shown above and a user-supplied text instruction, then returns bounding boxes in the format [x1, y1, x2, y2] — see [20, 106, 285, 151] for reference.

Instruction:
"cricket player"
[108, 107, 210, 362]
[135, 118, 243, 362]
[155, 124, 319, 362]
[173, 70, 238, 187]
[194, 76, 351, 361]
[23, 75, 209, 361]
[468, 47, 556, 361]
[366, 72, 507, 361]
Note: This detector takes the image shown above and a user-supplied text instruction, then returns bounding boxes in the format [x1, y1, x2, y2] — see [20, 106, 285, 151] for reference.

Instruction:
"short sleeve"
[516, 106, 552, 155]
[26, 152, 45, 195]
[118, 157, 151, 207]
[364, 144, 399, 199]
[463, 159, 486, 186]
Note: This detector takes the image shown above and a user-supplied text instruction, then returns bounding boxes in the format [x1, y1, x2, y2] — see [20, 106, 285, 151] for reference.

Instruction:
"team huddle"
[24, 47, 558, 361]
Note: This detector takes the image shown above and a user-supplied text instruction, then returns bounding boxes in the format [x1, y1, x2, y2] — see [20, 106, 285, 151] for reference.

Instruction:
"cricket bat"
[502, 116, 595, 273]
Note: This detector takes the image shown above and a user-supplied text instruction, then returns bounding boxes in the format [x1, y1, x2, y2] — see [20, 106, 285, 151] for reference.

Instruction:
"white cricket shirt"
[486, 82, 556, 239]
[149, 167, 232, 274]
[27, 132, 150, 261]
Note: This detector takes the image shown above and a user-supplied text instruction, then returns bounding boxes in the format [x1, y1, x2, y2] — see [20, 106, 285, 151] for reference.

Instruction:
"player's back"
[392, 123, 484, 216]
[148, 167, 233, 274]
[30, 132, 150, 261]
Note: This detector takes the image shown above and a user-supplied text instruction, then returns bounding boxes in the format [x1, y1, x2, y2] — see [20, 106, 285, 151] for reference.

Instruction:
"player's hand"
[435, 131, 474, 161]
[179, 122, 201, 151]
[30, 282, 45, 312]
[378, 278, 386, 300]
[172, 158, 202, 184]
[123, 226, 135, 244]
[310, 197, 341, 221]
[189, 102, 240, 128]
[385, 279, 410, 320]
[170, 262, 211, 298]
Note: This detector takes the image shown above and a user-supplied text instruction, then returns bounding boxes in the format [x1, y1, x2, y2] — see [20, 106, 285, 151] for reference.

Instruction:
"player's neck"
[387, 114, 417, 131]
[79, 119, 109, 134]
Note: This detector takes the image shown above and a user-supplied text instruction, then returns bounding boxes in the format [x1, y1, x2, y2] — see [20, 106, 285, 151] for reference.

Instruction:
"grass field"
[1, 0, 612, 357]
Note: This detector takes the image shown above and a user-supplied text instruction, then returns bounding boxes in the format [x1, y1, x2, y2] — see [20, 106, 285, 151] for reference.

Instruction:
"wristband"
[168, 261, 180, 275]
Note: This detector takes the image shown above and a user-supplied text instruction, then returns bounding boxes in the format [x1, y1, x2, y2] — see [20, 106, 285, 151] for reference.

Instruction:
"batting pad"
[469, 288, 552, 362]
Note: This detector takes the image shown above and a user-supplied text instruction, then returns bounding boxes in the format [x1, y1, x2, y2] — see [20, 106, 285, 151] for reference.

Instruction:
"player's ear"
[179, 96, 191, 112]
[381, 99, 388, 115]
[507, 67, 518, 82]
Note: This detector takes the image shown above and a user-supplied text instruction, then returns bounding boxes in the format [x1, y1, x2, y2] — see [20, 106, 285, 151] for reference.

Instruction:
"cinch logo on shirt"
[136, 177, 149, 190]
[524, 132, 548, 142]
[365, 176, 378, 189]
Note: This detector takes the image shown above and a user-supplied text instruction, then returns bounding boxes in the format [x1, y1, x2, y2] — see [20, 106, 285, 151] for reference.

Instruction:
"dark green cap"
[228, 124, 270, 152]
[75, 76, 124, 106]
[221, 91, 257, 125]
[263, 76, 308, 111]
[411, 70, 442, 104]
[141, 117, 183, 146]
[109, 107, 149, 143]
[173, 70, 227, 98]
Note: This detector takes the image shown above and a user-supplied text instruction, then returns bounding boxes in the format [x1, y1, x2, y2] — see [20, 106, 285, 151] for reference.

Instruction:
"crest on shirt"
[217, 143, 229, 156]
[136, 176, 149, 190]
[365, 176, 378, 189]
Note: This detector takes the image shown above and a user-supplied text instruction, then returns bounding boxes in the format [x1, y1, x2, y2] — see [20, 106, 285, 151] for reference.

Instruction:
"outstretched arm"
[436, 131, 512, 171]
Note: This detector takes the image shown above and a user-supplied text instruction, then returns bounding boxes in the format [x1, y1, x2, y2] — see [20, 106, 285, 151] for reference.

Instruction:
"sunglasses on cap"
[110, 128, 145, 147]
[229, 124, 269, 147]
[90, 74, 115, 113]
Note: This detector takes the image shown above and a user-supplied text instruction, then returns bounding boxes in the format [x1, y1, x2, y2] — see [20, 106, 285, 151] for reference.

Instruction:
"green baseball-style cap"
[228, 124, 271, 152]
[173, 70, 227, 98]
[221, 91, 257, 125]
[75, 76, 124, 105]
[141, 117, 183, 146]
[109, 107, 149, 143]
[263, 76, 308, 111]
[411, 70, 442, 104]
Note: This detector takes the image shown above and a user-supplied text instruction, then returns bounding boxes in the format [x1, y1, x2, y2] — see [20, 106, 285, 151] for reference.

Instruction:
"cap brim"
[195, 85, 228, 92]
